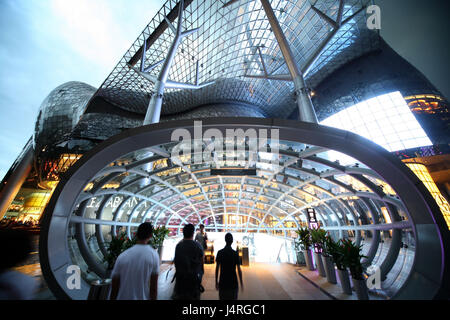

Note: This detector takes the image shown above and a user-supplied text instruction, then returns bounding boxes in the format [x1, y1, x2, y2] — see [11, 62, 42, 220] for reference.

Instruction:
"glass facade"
[93, 0, 375, 119]
[321, 91, 433, 152]
[0, 0, 447, 301]
[34, 81, 96, 153]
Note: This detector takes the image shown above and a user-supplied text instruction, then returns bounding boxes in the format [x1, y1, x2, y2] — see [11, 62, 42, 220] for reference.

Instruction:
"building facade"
[0, 0, 448, 300]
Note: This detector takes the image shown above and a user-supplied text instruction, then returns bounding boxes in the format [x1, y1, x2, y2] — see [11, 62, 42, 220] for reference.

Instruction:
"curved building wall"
[72, 101, 266, 143]
[34, 81, 97, 152]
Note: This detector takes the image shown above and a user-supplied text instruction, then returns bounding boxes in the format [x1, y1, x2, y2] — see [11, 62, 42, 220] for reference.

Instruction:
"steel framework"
[88, 0, 378, 119]
[40, 118, 446, 300]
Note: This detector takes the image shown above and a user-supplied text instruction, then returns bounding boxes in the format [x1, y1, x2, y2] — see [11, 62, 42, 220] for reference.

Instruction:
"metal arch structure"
[39, 118, 448, 300]
[86, 0, 379, 120]
[71, 147, 402, 234]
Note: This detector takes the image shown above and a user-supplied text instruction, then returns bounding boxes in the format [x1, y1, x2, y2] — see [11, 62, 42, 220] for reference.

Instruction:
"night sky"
[0, 0, 448, 180]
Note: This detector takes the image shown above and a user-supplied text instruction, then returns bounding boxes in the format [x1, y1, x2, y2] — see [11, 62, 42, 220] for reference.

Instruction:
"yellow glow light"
[405, 162, 450, 229]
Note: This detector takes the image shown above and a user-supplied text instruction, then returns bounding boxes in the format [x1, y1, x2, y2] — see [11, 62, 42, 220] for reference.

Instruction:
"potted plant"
[104, 232, 136, 271]
[149, 225, 170, 261]
[296, 227, 314, 271]
[327, 238, 352, 294]
[310, 228, 327, 277]
[341, 239, 369, 299]
[321, 235, 337, 284]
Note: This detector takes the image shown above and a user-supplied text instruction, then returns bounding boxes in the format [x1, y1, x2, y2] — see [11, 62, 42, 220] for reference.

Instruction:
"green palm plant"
[310, 228, 327, 252]
[295, 227, 311, 250]
[321, 233, 333, 257]
[325, 237, 345, 270]
[104, 232, 136, 269]
[341, 238, 368, 280]
[149, 225, 169, 249]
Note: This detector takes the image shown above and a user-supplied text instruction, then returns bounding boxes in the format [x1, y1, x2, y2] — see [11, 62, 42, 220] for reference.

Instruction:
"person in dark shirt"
[172, 224, 204, 300]
[194, 224, 208, 282]
[215, 233, 243, 300]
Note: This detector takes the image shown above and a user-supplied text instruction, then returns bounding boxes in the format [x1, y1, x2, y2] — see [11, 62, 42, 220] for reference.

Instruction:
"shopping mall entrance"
[38, 118, 448, 300]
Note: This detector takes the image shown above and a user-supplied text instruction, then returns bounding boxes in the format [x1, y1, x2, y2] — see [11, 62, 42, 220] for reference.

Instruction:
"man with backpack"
[172, 224, 204, 300]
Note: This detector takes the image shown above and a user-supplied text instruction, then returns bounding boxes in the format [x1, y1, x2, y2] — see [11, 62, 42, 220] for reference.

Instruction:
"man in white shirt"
[110, 222, 160, 300]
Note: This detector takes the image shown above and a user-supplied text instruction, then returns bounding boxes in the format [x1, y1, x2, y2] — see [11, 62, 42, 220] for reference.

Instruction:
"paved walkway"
[11, 235, 55, 300]
[158, 262, 331, 300]
[296, 266, 387, 300]
[10, 237, 339, 300]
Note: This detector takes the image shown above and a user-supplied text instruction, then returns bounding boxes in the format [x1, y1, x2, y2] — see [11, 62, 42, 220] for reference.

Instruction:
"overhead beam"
[128, 0, 194, 67]
[259, 0, 318, 123]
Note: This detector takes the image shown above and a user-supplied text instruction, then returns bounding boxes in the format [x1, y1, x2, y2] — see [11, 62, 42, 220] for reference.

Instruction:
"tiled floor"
[157, 262, 331, 300]
[295, 266, 387, 300]
[12, 237, 380, 300]
[13, 258, 386, 300]
[11, 236, 56, 300]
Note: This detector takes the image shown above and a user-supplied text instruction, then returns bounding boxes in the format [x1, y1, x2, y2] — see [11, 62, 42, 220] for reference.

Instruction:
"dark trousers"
[172, 276, 201, 300]
[219, 288, 238, 300]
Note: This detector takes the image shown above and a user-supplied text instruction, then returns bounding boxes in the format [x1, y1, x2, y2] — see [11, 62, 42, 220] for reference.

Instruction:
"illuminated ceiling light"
[381, 207, 392, 224]
[405, 162, 450, 229]
[321, 91, 433, 153]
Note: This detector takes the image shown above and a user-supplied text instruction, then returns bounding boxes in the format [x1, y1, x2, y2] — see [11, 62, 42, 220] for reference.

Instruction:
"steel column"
[0, 139, 33, 220]
[259, 0, 318, 123]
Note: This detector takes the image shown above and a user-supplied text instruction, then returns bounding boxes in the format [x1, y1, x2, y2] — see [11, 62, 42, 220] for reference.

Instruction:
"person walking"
[195, 224, 208, 282]
[215, 233, 243, 300]
[172, 223, 204, 300]
[110, 222, 159, 300]
[195, 224, 208, 250]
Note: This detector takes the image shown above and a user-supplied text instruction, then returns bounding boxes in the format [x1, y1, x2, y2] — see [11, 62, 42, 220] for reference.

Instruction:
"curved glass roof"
[73, 136, 408, 240]
[90, 0, 378, 118]
[321, 91, 433, 155]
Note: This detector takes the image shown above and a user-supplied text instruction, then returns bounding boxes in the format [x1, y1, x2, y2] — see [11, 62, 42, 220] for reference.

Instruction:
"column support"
[259, 0, 318, 123]
[137, 0, 213, 125]
[143, 0, 186, 125]
[0, 139, 33, 220]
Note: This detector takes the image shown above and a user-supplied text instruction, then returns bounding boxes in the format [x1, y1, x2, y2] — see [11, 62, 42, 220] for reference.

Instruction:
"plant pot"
[321, 255, 337, 284]
[353, 278, 369, 300]
[157, 246, 164, 261]
[303, 249, 314, 271]
[296, 251, 306, 265]
[314, 251, 326, 277]
[337, 268, 352, 295]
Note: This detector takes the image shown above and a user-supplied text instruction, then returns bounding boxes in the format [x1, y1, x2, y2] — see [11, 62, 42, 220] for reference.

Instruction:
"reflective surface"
[33, 82, 96, 152]
[92, 0, 377, 118]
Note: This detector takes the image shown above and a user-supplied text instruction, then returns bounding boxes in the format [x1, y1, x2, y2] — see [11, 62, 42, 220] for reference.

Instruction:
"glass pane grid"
[321, 91, 433, 152]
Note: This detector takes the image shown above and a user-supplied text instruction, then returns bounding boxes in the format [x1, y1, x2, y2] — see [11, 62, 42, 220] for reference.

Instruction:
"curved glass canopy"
[92, 0, 378, 118]
[40, 118, 445, 300]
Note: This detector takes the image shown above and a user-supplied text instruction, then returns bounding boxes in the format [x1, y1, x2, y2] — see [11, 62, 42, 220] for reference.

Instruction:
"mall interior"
[0, 0, 449, 300]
